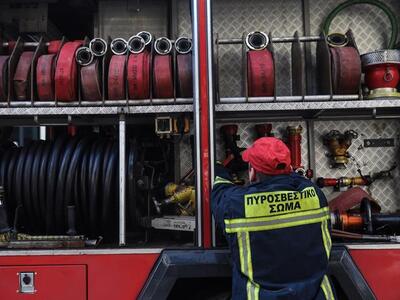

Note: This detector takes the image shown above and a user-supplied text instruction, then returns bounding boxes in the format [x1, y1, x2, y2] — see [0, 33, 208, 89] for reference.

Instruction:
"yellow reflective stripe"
[224, 207, 329, 233]
[321, 219, 332, 259]
[321, 275, 335, 300]
[237, 232, 259, 300]
[213, 176, 233, 186]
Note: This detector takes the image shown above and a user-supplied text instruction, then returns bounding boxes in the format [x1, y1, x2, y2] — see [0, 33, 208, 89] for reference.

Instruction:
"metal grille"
[212, 0, 304, 98]
[314, 119, 400, 212]
[361, 49, 400, 67]
[215, 121, 309, 170]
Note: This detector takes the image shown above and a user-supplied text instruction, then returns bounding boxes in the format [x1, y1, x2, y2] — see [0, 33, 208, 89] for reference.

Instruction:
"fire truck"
[0, 0, 399, 299]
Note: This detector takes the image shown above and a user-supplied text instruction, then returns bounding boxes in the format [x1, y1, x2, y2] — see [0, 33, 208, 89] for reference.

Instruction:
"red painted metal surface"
[350, 249, 400, 300]
[0, 265, 86, 300]
[0, 253, 159, 300]
[197, 0, 212, 248]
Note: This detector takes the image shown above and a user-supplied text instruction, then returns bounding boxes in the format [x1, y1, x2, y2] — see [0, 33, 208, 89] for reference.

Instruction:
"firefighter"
[212, 137, 335, 300]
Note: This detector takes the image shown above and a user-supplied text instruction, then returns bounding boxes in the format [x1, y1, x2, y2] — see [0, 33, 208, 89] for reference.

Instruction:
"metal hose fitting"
[154, 37, 173, 55]
[326, 33, 348, 47]
[89, 38, 108, 56]
[110, 38, 128, 55]
[75, 47, 94, 66]
[137, 31, 153, 46]
[127, 35, 146, 54]
[246, 31, 269, 50]
[175, 37, 192, 54]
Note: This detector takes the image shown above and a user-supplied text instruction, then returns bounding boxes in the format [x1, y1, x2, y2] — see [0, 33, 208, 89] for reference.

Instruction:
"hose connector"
[326, 33, 348, 47]
[154, 37, 173, 55]
[89, 38, 108, 56]
[127, 35, 146, 54]
[137, 31, 153, 46]
[246, 31, 269, 50]
[75, 47, 94, 66]
[110, 38, 128, 55]
[175, 37, 192, 54]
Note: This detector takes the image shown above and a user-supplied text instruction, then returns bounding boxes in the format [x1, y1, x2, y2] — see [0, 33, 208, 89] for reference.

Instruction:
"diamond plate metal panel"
[177, 0, 192, 37]
[179, 135, 193, 177]
[215, 121, 309, 170]
[213, 0, 304, 98]
[314, 120, 400, 212]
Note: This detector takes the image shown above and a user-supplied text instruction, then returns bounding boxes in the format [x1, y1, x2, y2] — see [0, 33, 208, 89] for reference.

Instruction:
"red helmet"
[242, 137, 291, 175]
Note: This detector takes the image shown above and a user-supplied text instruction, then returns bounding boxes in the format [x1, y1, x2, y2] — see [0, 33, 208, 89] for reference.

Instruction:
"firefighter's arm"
[211, 163, 236, 229]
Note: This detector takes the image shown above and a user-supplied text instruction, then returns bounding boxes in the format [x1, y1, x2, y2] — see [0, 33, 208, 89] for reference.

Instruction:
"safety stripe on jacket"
[237, 231, 260, 300]
[214, 176, 234, 185]
[224, 207, 330, 233]
[321, 275, 335, 300]
[320, 219, 332, 259]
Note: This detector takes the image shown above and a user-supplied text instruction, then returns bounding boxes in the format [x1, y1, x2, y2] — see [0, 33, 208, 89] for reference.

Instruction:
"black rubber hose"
[54, 137, 80, 233]
[14, 143, 30, 231]
[30, 141, 45, 233]
[64, 137, 91, 233]
[127, 140, 137, 228]
[6, 148, 20, 226]
[102, 142, 117, 237]
[24, 143, 40, 232]
[38, 142, 52, 232]
[89, 140, 107, 237]
[45, 137, 67, 234]
[79, 145, 91, 233]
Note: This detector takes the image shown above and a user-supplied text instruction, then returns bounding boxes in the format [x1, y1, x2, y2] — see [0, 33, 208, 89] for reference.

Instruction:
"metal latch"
[18, 272, 35, 294]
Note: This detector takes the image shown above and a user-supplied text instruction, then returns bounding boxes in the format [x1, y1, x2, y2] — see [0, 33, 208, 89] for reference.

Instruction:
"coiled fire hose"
[322, 0, 398, 49]
[0, 137, 138, 241]
[153, 37, 174, 98]
[246, 31, 274, 97]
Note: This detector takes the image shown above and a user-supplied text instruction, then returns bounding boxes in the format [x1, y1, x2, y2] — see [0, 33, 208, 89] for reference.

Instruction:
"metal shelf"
[215, 99, 400, 120]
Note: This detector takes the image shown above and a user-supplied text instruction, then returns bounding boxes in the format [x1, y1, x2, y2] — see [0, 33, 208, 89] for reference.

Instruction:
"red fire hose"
[127, 51, 150, 99]
[14, 51, 35, 100]
[55, 41, 83, 101]
[153, 54, 173, 98]
[330, 47, 361, 94]
[176, 53, 192, 98]
[247, 50, 274, 97]
[37, 54, 56, 101]
[80, 59, 102, 101]
[108, 55, 126, 100]
[36, 40, 62, 101]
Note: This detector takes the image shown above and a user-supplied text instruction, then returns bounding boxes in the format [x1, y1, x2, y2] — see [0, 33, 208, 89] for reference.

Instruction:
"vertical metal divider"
[206, 0, 216, 247]
[242, 33, 248, 103]
[291, 31, 305, 101]
[215, 34, 220, 104]
[7, 37, 23, 106]
[192, 0, 202, 247]
[102, 36, 112, 104]
[316, 33, 333, 99]
[173, 40, 177, 103]
[30, 36, 45, 106]
[306, 119, 316, 181]
[149, 40, 155, 105]
[268, 33, 277, 102]
[302, 0, 313, 95]
[119, 113, 126, 246]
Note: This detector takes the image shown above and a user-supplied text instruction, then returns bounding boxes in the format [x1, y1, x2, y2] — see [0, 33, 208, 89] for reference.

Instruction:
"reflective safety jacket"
[212, 172, 335, 300]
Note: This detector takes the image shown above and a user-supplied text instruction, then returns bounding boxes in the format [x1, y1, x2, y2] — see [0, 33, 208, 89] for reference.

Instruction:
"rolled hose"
[0, 137, 137, 241]
[322, 0, 398, 49]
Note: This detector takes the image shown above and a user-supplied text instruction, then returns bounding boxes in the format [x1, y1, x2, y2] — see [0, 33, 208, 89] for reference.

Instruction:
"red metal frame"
[0, 252, 159, 300]
[350, 248, 400, 300]
[197, 0, 212, 248]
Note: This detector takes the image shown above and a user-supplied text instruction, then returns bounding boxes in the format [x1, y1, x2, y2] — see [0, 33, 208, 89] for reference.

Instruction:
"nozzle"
[175, 37, 192, 54]
[154, 37, 173, 55]
[75, 47, 94, 66]
[246, 31, 269, 50]
[327, 33, 348, 48]
[110, 38, 128, 55]
[127, 35, 146, 54]
[137, 31, 153, 46]
[89, 38, 108, 56]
